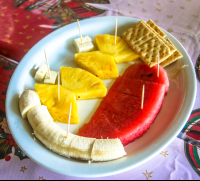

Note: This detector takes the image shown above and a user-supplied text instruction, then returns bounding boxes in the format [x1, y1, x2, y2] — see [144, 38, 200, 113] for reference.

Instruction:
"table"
[0, 0, 200, 179]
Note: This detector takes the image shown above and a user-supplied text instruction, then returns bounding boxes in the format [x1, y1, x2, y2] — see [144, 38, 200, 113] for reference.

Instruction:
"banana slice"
[91, 139, 126, 162]
[34, 124, 76, 158]
[19, 90, 41, 118]
[68, 136, 96, 161]
[19, 90, 126, 162]
[52, 130, 76, 158]
[27, 105, 53, 130]
[34, 121, 54, 147]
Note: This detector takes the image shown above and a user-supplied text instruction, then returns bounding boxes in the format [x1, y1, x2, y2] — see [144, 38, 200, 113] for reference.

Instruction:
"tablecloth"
[0, 0, 200, 180]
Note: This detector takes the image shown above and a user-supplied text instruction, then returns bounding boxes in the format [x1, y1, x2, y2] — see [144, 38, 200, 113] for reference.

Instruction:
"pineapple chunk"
[95, 34, 140, 64]
[74, 51, 119, 79]
[114, 48, 140, 64]
[95, 35, 126, 55]
[60, 67, 107, 100]
[35, 84, 79, 124]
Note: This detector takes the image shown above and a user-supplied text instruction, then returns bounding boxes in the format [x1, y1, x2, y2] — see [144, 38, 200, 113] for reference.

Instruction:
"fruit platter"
[6, 16, 196, 177]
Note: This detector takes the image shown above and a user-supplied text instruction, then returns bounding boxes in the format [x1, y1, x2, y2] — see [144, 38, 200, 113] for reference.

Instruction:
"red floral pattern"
[0, 59, 25, 160]
[0, 59, 16, 111]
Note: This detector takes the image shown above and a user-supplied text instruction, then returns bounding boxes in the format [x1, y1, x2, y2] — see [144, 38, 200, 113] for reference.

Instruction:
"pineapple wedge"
[60, 67, 107, 100]
[75, 51, 119, 79]
[35, 84, 79, 124]
[95, 34, 140, 64]
[114, 48, 140, 64]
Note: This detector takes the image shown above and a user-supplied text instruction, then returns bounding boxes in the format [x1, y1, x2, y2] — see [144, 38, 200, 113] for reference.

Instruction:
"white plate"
[6, 16, 197, 178]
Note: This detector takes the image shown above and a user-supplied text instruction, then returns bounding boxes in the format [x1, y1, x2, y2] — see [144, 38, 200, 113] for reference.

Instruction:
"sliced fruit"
[19, 90, 41, 118]
[68, 136, 96, 160]
[77, 112, 119, 139]
[95, 34, 140, 64]
[60, 66, 107, 100]
[114, 48, 140, 64]
[77, 78, 165, 146]
[77, 63, 168, 146]
[91, 139, 126, 162]
[74, 51, 119, 79]
[123, 62, 169, 94]
[19, 90, 127, 161]
[35, 84, 79, 124]
[27, 105, 53, 130]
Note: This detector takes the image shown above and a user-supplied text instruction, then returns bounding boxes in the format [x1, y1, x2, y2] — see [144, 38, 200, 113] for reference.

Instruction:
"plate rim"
[5, 16, 197, 178]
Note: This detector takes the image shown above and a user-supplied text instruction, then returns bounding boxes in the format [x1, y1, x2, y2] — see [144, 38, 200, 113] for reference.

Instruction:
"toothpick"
[115, 18, 117, 45]
[157, 52, 160, 78]
[141, 85, 145, 109]
[58, 71, 60, 100]
[77, 19, 83, 45]
[174, 65, 188, 79]
[44, 49, 51, 79]
[67, 103, 72, 138]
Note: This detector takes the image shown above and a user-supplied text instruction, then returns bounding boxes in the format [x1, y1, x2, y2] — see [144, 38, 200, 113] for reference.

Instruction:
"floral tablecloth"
[0, 0, 200, 180]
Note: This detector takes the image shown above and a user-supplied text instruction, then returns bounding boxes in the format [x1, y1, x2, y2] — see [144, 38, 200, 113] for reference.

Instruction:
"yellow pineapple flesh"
[74, 51, 119, 79]
[114, 48, 140, 64]
[35, 84, 79, 124]
[60, 66, 107, 100]
[95, 34, 140, 64]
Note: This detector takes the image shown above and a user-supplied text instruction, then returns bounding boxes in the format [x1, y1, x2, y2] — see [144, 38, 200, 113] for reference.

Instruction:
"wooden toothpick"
[141, 85, 145, 109]
[157, 52, 160, 78]
[44, 49, 51, 79]
[77, 19, 83, 45]
[115, 18, 117, 45]
[67, 103, 72, 138]
[174, 64, 188, 79]
[58, 71, 60, 100]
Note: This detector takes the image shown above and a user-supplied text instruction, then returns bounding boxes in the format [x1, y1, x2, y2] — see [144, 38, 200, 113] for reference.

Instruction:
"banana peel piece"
[19, 90, 126, 162]
[19, 90, 41, 118]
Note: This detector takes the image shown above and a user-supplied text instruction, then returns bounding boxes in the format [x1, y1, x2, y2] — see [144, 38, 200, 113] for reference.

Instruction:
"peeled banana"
[19, 90, 41, 118]
[19, 90, 126, 162]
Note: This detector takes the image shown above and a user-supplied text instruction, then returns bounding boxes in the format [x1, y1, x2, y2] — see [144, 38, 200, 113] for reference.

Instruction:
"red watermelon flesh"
[110, 76, 163, 99]
[100, 91, 141, 118]
[123, 62, 169, 93]
[77, 113, 119, 139]
[93, 109, 160, 146]
[77, 77, 166, 146]
[101, 78, 165, 117]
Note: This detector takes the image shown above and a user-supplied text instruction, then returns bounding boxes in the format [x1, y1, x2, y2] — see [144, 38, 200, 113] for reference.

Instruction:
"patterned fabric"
[0, 0, 109, 62]
[0, 59, 28, 161]
[0, 0, 109, 164]
[184, 142, 200, 177]
[195, 56, 200, 83]
[1, 0, 200, 179]
[179, 109, 200, 146]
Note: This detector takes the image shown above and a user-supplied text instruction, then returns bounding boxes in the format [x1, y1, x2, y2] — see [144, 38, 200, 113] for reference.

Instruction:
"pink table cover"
[1, 0, 200, 180]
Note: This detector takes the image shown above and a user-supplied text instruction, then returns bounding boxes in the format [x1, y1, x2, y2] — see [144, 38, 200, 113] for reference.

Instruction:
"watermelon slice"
[123, 62, 169, 94]
[77, 75, 166, 146]
[77, 111, 119, 139]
